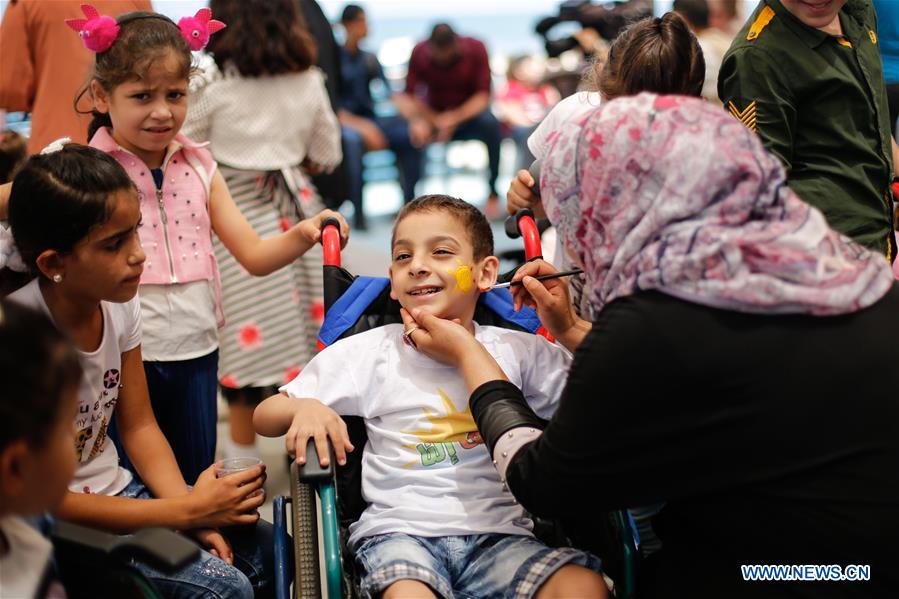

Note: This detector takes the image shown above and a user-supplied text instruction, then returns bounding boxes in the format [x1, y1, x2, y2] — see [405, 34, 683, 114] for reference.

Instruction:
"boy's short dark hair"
[0, 300, 81, 451]
[393, 195, 494, 260]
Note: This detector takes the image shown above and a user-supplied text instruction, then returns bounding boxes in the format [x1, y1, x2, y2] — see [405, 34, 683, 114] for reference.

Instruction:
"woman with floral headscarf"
[401, 94, 899, 597]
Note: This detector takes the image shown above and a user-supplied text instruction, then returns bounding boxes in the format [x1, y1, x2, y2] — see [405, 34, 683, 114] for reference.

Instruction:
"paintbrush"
[490, 269, 584, 290]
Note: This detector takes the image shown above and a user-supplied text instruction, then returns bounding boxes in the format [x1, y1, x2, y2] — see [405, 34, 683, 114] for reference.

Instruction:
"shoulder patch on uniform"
[728, 100, 757, 132]
[746, 5, 775, 41]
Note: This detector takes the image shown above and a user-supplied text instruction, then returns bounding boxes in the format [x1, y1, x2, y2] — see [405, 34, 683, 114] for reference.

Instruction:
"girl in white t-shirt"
[2, 144, 272, 598]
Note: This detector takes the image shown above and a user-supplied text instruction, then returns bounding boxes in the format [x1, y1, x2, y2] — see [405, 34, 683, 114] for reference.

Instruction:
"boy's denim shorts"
[354, 532, 602, 599]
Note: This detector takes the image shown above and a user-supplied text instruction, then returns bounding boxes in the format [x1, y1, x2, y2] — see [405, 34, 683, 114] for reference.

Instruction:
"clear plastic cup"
[214, 457, 264, 497]
[214, 457, 263, 477]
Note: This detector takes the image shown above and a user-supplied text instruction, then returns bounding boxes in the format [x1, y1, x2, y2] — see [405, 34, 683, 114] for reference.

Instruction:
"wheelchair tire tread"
[292, 480, 322, 598]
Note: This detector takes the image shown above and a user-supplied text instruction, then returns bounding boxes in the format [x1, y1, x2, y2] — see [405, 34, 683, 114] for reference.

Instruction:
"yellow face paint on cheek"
[447, 259, 475, 293]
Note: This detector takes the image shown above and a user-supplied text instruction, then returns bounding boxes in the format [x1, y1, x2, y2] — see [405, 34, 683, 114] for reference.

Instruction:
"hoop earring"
[52, 274, 63, 283]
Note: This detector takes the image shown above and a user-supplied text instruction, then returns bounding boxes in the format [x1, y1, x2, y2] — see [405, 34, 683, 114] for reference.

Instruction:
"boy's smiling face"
[389, 210, 498, 328]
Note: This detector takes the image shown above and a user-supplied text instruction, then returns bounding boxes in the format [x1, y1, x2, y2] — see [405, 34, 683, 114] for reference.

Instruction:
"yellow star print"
[401, 388, 482, 468]
[403, 388, 477, 444]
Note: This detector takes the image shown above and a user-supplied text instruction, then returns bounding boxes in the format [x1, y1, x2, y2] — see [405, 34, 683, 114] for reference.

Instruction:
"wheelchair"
[273, 212, 640, 598]
[50, 519, 201, 598]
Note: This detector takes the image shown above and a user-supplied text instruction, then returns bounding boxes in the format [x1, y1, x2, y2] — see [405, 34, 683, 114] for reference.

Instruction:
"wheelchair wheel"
[292, 479, 322, 598]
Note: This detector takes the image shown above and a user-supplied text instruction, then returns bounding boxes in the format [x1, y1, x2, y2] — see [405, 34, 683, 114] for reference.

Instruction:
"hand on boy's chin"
[400, 307, 469, 365]
[401, 301, 465, 322]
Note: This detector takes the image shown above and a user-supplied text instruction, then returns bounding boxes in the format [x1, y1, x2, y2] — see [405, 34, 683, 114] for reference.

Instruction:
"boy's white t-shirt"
[279, 323, 572, 548]
[9, 279, 141, 496]
[0, 516, 60, 599]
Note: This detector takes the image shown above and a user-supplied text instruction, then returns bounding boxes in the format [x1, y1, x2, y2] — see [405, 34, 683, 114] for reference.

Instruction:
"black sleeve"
[470, 380, 545, 454]
[502, 307, 647, 517]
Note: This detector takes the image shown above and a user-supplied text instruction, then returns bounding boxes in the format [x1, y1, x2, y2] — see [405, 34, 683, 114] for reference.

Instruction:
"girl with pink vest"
[72, 6, 348, 482]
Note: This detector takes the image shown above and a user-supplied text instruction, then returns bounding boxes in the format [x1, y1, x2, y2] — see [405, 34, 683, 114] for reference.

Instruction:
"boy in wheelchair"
[255, 195, 607, 598]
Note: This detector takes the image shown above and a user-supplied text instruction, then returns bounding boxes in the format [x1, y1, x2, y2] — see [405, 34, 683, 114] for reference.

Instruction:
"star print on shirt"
[402, 388, 484, 468]
[102, 369, 120, 389]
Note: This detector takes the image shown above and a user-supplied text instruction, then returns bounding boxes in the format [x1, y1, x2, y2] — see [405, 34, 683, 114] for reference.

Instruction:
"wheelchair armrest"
[294, 437, 335, 482]
[52, 520, 200, 574]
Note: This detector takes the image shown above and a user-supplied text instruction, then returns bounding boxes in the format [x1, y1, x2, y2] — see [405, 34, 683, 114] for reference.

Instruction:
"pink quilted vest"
[89, 128, 220, 288]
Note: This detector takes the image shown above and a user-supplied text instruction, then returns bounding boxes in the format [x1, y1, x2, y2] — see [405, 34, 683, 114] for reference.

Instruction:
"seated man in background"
[396, 24, 503, 218]
[338, 4, 423, 229]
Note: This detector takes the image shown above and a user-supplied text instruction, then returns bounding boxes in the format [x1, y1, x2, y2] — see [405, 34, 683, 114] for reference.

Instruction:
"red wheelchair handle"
[504, 208, 543, 262]
[518, 214, 542, 262]
[321, 217, 341, 267]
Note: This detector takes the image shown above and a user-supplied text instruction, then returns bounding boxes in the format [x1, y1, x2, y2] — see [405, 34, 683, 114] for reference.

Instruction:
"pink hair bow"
[65, 4, 120, 53]
[65, 5, 226, 54]
[178, 8, 226, 51]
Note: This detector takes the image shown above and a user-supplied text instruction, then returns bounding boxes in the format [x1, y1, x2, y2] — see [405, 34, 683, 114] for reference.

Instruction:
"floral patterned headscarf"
[540, 93, 893, 316]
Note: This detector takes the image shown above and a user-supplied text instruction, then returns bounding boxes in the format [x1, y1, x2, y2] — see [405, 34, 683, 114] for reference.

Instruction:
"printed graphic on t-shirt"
[75, 368, 120, 462]
[88, 415, 109, 461]
[402, 387, 484, 468]
[74, 426, 92, 457]
[103, 369, 120, 389]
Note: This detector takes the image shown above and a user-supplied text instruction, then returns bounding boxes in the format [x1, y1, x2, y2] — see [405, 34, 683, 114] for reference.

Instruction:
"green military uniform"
[719, 0, 894, 255]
